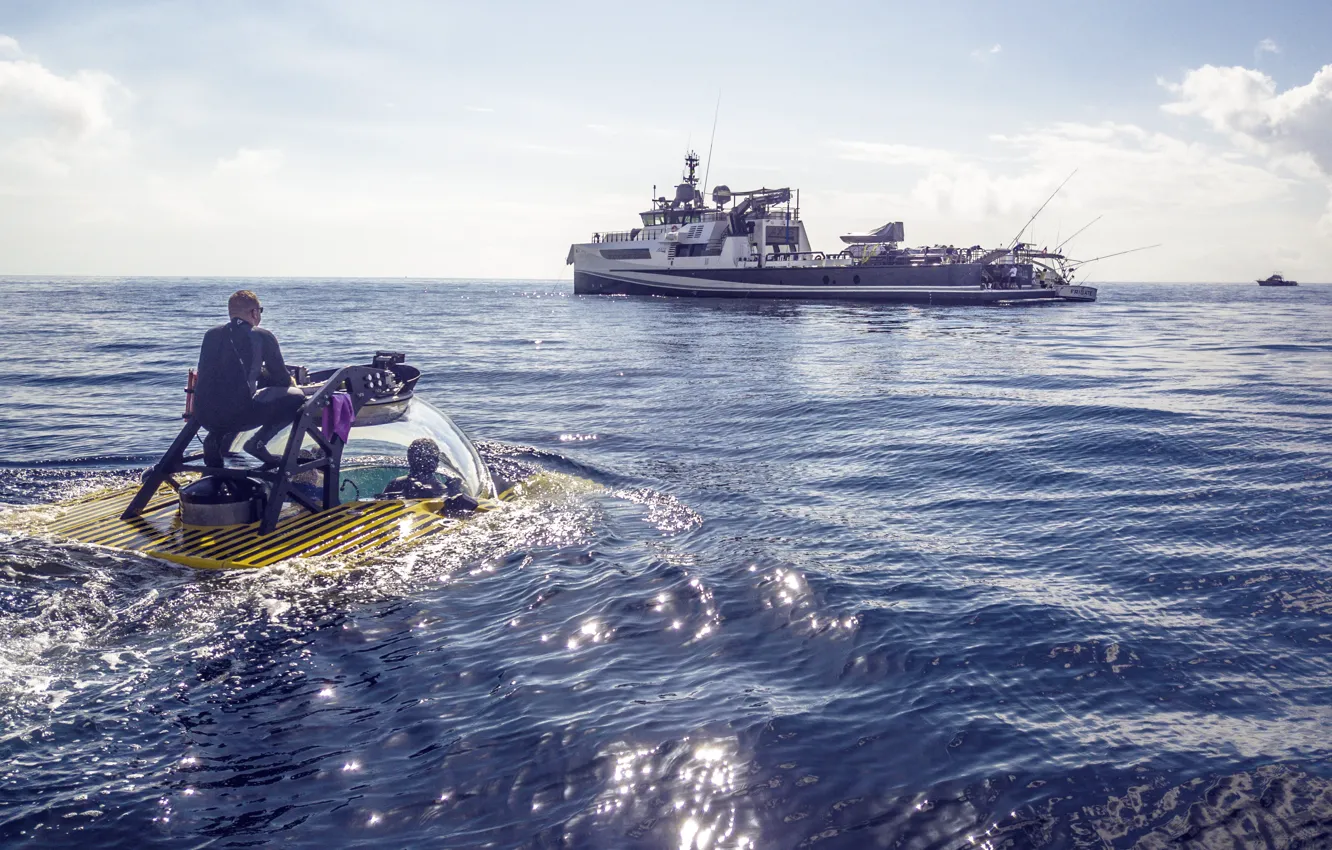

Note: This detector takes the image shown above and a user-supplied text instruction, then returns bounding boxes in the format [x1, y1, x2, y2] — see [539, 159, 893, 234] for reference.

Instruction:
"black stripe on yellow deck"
[77, 503, 179, 543]
[341, 508, 463, 556]
[51, 492, 136, 519]
[101, 525, 177, 553]
[50, 498, 138, 532]
[198, 502, 398, 563]
[74, 515, 166, 547]
[227, 504, 410, 566]
[283, 507, 423, 561]
[49, 502, 117, 529]
[101, 510, 230, 552]
[174, 506, 348, 561]
[173, 511, 292, 551]
[255, 503, 414, 562]
[173, 524, 252, 552]
[187, 505, 374, 565]
[323, 517, 438, 559]
[403, 521, 457, 545]
[86, 520, 166, 550]
[28, 481, 509, 570]
[51, 491, 174, 534]
[78, 504, 181, 548]
[51, 489, 243, 554]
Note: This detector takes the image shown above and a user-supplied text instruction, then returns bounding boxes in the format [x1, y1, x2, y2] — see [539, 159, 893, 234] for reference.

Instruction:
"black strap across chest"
[226, 321, 264, 395]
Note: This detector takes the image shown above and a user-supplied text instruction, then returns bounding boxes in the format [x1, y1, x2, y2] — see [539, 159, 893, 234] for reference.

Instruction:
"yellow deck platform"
[36, 484, 493, 570]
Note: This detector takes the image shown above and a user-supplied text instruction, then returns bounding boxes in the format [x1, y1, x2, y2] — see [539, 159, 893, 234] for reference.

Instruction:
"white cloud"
[1161, 63, 1332, 176]
[464, 105, 493, 113]
[971, 44, 1002, 60]
[214, 147, 284, 177]
[824, 115, 1328, 281]
[838, 123, 1288, 221]
[0, 52, 124, 139]
[1256, 38, 1280, 56]
[0, 38, 129, 176]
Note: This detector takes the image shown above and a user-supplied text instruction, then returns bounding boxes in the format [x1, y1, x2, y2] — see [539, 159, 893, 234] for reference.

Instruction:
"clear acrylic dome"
[336, 397, 494, 499]
[249, 396, 494, 501]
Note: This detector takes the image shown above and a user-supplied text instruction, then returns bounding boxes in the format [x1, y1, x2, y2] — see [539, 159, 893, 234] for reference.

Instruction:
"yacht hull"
[575, 268, 1094, 305]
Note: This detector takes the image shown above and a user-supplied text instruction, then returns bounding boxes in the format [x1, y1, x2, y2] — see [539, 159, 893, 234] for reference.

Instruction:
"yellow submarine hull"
[31, 483, 509, 570]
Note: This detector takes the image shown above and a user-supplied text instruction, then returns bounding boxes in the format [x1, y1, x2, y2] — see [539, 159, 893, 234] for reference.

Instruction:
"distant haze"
[1, 1, 1330, 283]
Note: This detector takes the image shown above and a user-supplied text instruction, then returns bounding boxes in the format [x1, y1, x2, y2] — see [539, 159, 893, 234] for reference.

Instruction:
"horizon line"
[1, 275, 1318, 286]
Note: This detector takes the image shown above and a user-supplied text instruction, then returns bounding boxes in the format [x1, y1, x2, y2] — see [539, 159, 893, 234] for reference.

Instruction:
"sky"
[1, 0, 1330, 282]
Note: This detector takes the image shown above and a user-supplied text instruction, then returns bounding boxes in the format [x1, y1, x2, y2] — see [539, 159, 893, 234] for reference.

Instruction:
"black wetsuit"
[381, 475, 446, 499]
[380, 474, 478, 512]
[194, 318, 301, 433]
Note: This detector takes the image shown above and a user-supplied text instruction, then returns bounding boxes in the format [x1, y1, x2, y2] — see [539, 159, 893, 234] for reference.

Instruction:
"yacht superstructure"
[567, 153, 1097, 305]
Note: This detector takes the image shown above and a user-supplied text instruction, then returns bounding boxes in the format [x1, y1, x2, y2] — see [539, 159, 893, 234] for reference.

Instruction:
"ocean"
[1, 278, 1329, 849]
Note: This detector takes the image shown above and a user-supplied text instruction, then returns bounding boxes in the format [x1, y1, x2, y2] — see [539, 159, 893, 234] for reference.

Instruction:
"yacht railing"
[638, 210, 730, 227]
[597, 208, 783, 242]
[594, 229, 645, 243]
[738, 252, 856, 268]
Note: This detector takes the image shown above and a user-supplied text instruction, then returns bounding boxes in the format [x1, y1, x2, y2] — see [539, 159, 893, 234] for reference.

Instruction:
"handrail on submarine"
[122, 364, 396, 535]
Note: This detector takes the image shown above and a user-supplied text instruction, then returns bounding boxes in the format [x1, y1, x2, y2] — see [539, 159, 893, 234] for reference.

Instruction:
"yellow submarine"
[24, 352, 521, 570]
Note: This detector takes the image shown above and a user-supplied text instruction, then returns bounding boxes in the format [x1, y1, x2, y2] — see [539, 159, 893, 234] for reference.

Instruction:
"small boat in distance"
[1257, 274, 1297, 286]
[568, 152, 1097, 305]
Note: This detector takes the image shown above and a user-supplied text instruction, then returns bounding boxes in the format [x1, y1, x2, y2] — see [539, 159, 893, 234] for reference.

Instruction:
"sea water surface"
[1, 278, 1330, 849]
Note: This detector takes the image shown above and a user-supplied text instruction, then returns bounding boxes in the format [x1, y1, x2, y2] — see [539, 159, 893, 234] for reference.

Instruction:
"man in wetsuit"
[194, 290, 306, 467]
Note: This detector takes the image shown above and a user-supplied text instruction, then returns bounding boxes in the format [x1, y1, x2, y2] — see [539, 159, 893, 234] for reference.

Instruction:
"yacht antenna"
[1056, 214, 1102, 253]
[702, 92, 721, 205]
[1010, 169, 1076, 250]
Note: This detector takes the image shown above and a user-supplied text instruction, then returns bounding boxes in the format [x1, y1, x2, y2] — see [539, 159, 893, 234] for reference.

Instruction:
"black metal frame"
[122, 365, 396, 534]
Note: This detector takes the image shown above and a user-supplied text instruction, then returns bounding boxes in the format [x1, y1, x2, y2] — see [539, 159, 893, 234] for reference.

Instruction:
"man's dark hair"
[407, 438, 440, 477]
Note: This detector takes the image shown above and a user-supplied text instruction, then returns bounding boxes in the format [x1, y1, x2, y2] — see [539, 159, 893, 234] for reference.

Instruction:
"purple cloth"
[321, 392, 354, 443]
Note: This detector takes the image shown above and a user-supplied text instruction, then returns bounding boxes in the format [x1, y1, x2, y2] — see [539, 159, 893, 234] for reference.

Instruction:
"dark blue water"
[1, 278, 1330, 849]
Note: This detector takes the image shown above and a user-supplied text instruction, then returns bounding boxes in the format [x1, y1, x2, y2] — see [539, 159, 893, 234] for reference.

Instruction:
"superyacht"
[568, 152, 1097, 305]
